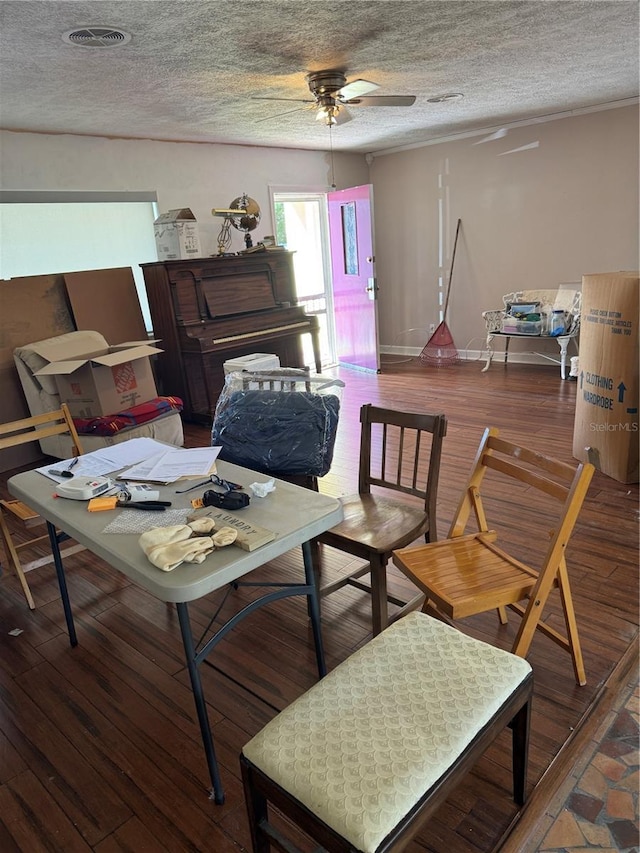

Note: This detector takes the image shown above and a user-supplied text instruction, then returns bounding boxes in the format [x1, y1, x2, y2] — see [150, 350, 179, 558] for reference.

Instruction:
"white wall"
[1, 106, 637, 357]
[0, 131, 369, 257]
[370, 105, 639, 354]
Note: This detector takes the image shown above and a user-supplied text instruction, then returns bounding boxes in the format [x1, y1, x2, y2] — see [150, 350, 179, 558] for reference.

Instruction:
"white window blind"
[0, 194, 158, 331]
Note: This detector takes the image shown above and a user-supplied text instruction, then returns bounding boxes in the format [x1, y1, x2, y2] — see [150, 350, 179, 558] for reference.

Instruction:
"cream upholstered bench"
[241, 612, 533, 853]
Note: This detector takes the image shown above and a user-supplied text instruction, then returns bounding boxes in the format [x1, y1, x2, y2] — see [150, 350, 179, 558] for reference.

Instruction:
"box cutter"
[88, 496, 171, 512]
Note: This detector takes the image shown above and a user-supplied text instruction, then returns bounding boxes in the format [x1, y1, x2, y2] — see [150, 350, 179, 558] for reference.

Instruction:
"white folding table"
[8, 461, 343, 804]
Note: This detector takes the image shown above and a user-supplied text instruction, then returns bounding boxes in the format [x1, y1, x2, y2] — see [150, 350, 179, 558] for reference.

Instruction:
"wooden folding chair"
[393, 427, 595, 685]
[0, 404, 83, 609]
[316, 404, 447, 635]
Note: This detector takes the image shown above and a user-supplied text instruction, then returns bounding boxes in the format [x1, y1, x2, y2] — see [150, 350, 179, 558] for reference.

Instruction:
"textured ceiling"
[0, 1, 638, 154]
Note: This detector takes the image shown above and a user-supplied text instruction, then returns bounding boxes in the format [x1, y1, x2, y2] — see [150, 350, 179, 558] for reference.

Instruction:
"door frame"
[269, 186, 337, 366]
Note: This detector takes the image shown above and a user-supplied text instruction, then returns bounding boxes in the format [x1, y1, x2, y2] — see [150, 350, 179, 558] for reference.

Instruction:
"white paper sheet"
[118, 447, 221, 483]
[36, 437, 178, 482]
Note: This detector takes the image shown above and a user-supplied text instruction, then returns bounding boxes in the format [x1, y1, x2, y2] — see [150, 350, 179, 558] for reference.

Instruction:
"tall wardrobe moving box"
[572, 271, 639, 483]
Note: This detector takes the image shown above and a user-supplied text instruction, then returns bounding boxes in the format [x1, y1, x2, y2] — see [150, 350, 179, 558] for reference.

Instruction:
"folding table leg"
[47, 521, 77, 647]
[176, 601, 225, 804]
[302, 540, 327, 679]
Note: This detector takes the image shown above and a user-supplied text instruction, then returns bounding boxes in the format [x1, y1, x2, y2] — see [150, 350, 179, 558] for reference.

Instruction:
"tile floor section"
[536, 675, 639, 852]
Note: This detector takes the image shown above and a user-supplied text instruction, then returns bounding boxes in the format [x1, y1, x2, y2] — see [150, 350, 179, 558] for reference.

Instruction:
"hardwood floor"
[0, 359, 637, 852]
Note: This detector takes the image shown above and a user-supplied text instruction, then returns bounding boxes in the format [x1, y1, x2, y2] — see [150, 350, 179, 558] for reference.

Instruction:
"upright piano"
[141, 251, 321, 423]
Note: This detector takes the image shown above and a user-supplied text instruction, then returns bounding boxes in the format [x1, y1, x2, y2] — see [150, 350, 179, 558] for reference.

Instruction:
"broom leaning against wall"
[420, 218, 462, 366]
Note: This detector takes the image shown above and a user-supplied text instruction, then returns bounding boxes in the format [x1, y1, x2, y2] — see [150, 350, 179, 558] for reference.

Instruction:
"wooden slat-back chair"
[0, 404, 83, 609]
[316, 404, 448, 635]
[393, 427, 595, 685]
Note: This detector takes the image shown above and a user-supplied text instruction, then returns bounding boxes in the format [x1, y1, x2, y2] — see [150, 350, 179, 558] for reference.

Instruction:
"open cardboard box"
[34, 338, 163, 418]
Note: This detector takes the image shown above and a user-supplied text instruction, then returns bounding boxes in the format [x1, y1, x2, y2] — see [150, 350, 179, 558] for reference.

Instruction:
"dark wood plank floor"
[1, 359, 638, 852]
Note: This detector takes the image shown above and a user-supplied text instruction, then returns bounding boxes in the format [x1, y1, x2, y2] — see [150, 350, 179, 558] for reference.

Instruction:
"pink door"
[327, 184, 380, 372]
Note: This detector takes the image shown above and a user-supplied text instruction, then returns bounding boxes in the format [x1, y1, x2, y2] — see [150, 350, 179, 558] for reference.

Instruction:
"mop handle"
[443, 218, 462, 317]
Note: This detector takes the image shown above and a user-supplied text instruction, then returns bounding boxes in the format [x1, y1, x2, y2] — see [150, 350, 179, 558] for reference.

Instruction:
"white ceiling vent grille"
[62, 27, 132, 48]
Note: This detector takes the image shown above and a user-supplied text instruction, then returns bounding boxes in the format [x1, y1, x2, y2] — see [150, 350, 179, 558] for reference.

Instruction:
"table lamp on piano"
[212, 193, 261, 254]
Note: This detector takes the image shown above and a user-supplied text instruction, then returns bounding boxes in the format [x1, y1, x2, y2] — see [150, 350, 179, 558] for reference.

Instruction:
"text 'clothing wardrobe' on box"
[573, 271, 639, 483]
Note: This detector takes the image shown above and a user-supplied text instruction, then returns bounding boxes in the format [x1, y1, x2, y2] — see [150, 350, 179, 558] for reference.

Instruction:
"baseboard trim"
[380, 345, 570, 368]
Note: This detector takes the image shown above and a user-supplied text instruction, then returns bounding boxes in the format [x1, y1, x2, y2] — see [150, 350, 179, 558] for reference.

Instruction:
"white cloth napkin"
[139, 521, 236, 571]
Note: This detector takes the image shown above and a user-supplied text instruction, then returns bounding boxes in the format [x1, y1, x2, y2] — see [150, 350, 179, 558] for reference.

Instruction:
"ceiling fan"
[254, 70, 416, 125]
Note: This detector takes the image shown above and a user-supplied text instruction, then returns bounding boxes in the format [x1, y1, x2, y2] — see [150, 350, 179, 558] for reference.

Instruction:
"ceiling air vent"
[61, 27, 132, 48]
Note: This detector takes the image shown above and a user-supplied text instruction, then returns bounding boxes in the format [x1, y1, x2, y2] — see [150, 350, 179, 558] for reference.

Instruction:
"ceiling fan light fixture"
[316, 105, 338, 125]
[427, 92, 464, 103]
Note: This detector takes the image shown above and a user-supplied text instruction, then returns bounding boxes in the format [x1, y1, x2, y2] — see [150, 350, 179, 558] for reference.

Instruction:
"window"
[0, 191, 158, 331]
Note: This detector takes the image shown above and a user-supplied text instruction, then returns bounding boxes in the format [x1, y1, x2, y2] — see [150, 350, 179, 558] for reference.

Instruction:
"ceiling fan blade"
[337, 78, 380, 99]
[345, 95, 417, 107]
[252, 96, 314, 104]
[255, 105, 313, 123]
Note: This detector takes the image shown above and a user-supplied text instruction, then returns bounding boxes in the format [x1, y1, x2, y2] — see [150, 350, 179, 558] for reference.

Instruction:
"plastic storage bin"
[501, 318, 543, 335]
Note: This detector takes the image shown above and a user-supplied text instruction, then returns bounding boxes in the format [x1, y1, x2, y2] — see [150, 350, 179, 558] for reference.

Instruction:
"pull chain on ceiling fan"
[329, 123, 336, 189]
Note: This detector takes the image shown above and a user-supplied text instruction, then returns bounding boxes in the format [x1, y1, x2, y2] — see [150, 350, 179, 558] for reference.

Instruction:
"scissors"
[175, 474, 242, 494]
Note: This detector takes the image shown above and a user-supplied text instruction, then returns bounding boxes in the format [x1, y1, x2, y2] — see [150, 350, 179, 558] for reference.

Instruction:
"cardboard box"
[572, 272, 639, 483]
[34, 339, 163, 418]
[0, 273, 75, 472]
[154, 208, 201, 261]
[64, 267, 148, 343]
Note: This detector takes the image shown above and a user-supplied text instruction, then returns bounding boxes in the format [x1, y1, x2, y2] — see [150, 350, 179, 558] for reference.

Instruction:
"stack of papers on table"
[37, 438, 220, 484]
[119, 447, 221, 483]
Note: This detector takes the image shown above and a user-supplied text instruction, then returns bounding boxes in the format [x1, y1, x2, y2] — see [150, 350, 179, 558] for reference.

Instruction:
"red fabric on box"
[73, 396, 183, 436]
